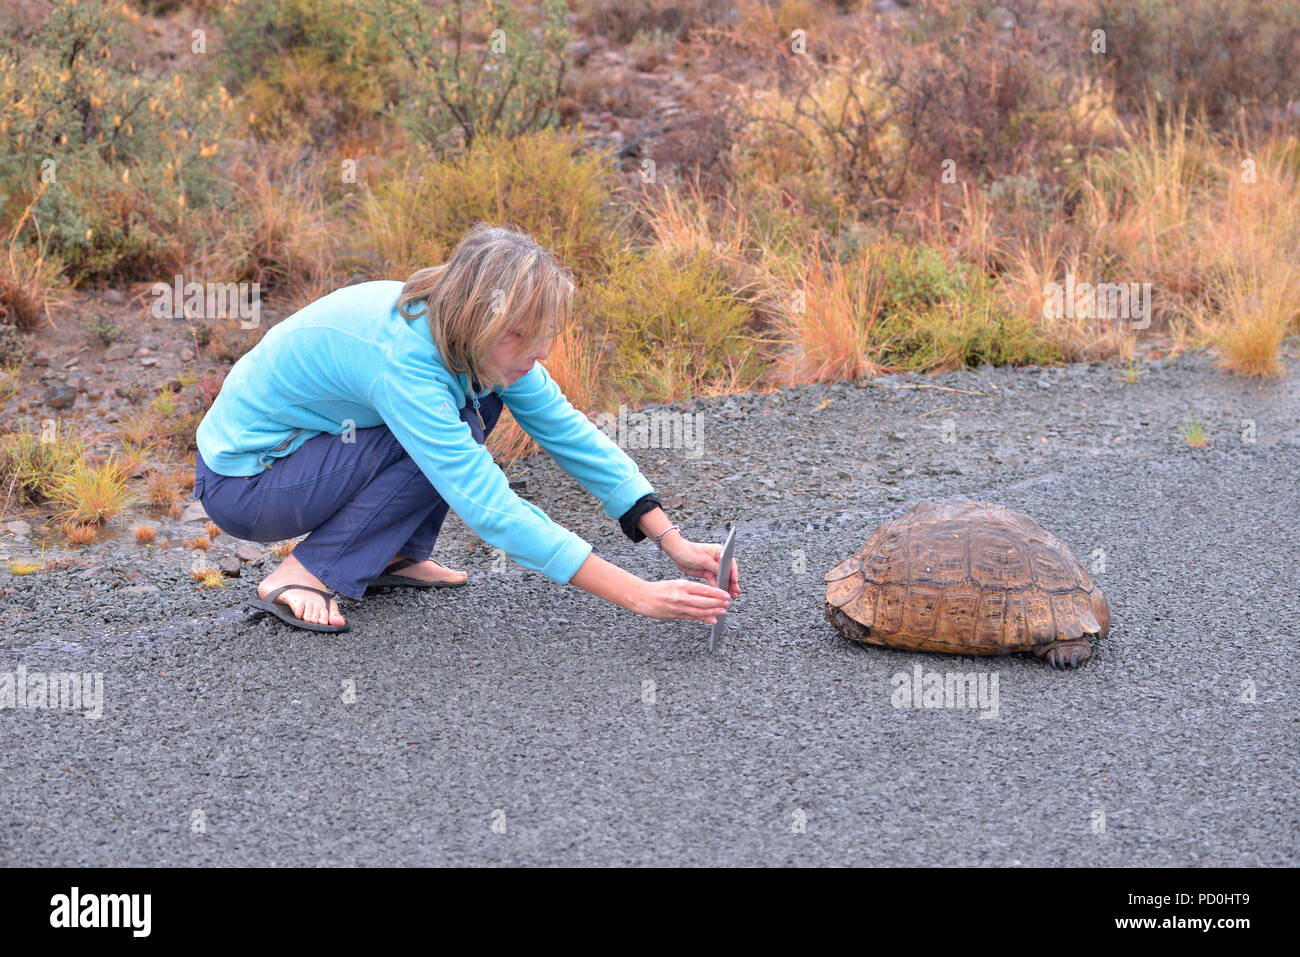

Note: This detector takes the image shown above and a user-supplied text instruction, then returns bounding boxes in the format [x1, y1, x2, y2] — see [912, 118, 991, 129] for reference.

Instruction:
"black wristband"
[618, 492, 663, 544]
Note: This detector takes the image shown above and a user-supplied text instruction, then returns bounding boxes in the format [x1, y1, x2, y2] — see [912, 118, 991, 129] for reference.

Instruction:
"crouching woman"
[191, 222, 738, 633]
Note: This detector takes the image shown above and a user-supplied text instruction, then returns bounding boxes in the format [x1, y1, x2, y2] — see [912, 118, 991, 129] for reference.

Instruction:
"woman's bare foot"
[388, 555, 468, 585]
[258, 554, 346, 627]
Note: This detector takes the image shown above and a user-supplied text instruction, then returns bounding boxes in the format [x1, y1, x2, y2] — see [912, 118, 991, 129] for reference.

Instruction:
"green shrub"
[214, 0, 393, 144]
[0, 0, 232, 283]
[361, 128, 619, 278]
[580, 247, 761, 402]
[365, 0, 570, 149]
[875, 244, 1059, 370]
[0, 429, 81, 508]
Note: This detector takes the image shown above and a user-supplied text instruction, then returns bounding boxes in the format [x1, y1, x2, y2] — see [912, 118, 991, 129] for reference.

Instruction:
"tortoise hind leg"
[1035, 639, 1093, 669]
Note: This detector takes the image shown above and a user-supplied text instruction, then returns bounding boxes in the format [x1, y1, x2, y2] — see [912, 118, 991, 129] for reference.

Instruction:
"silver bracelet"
[653, 525, 680, 550]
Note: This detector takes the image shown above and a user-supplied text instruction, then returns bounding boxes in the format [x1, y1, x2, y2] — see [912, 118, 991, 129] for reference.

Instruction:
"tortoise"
[824, 500, 1109, 668]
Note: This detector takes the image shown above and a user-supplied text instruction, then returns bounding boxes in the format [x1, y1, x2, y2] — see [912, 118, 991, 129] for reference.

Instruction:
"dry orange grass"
[205, 521, 221, 538]
[187, 143, 342, 302]
[1199, 259, 1298, 378]
[635, 179, 789, 328]
[998, 230, 1136, 363]
[1193, 142, 1300, 376]
[272, 540, 296, 558]
[958, 184, 999, 274]
[116, 409, 159, 449]
[1, 182, 68, 331]
[115, 442, 150, 478]
[146, 469, 179, 508]
[62, 522, 96, 545]
[183, 535, 211, 551]
[132, 524, 157, 544]
[1045, 113, 1299, 372]
[356, 170, 449, 283]
[189, 565, 225, 587]
[766, 242, 891, 386]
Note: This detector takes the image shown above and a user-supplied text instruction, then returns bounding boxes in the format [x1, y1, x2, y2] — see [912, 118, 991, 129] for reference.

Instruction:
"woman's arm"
[569, 551, 731, 623]
[568, 552, 652, 614]
[632, 505, 679, 550]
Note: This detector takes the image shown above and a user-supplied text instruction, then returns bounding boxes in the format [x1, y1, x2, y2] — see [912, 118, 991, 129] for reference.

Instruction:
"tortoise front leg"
[1036, 640, 1094, 669]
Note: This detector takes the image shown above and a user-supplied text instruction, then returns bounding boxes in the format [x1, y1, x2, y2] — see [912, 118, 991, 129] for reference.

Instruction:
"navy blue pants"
[193, 391, 505, 600]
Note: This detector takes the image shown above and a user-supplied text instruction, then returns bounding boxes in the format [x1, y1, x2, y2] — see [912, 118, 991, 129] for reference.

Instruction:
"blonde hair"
[398, 222, 574, 392]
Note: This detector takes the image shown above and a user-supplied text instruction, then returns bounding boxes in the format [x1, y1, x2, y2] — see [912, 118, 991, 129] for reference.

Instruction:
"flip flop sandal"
[366, 557, 468, 591]
[247, 584, 350, 633]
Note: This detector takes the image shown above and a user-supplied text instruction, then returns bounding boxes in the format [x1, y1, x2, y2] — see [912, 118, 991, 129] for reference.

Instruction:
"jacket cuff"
[618, 492, 663, 544]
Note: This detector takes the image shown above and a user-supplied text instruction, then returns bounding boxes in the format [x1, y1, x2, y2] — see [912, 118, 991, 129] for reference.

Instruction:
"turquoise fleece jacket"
[195, 280, 655, 584]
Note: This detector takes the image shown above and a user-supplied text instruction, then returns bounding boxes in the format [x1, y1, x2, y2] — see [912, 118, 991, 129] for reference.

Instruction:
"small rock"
[121, 583, 159, 594]
[135, 345, 151, 357]
[32, 354, 50, 367]
[67, 375, 85, 392]
[6, 520, 32, 537]
[103, 289, 125, 304]
[218, 556, 241, 577]
[888, 431, 908, 442]
[235, 544, 263, 563]
[181, 348, 194, 361]
[181, 501, 208, 523]
[43, 383, 77, 410]
[567, 38, 591, 64]
[143, 336, 159, 349]
[104, 342, 135, 361]
[140, 356, 158, 367]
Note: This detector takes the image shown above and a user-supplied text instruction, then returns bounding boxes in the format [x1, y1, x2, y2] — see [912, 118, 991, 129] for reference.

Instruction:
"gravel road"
[2, 348, 1297, 866]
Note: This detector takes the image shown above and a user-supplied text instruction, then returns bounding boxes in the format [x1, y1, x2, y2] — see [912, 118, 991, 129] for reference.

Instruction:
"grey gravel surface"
[2, 349, 1297, 866]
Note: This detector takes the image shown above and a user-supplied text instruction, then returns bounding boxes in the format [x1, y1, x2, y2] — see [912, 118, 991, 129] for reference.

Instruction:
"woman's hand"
[634, 579, 731, 624]
[569, 551, 729, 623]
[663, 536, 741, 599]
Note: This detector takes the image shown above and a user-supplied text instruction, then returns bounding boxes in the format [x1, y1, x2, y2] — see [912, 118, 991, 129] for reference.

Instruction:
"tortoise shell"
[824, 500, 1109, 668]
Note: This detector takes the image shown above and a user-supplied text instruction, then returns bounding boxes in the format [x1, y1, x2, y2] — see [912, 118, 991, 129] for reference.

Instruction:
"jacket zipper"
[258, 427, 304, 470]
[470, 377, 486, 432]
